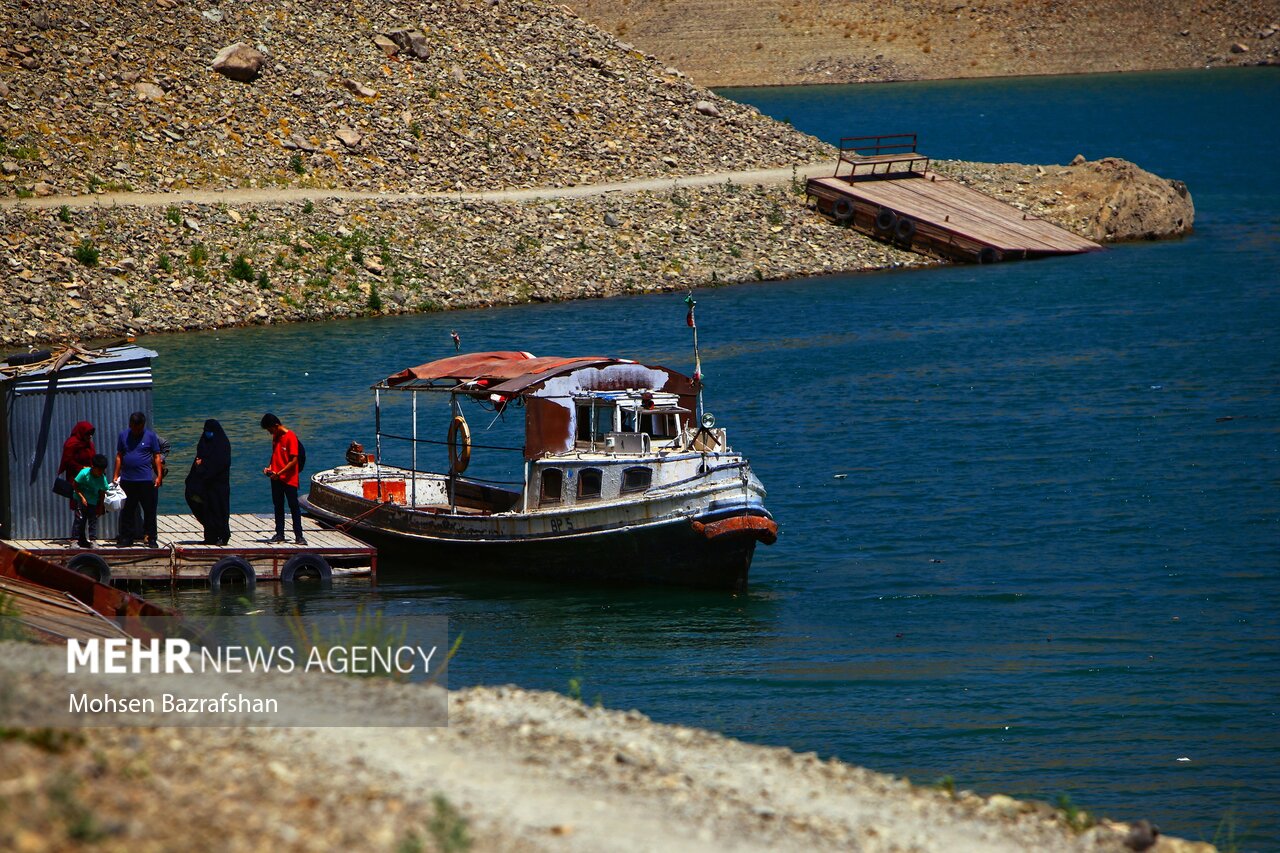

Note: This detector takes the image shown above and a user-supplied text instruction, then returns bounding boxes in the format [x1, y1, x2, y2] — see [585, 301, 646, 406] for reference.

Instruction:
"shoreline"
[713, 63, 1279, 93]
[0, 157, 1192, 351]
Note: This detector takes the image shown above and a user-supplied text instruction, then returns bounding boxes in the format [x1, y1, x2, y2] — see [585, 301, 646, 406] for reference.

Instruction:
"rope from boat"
[336, 500, 394, 533]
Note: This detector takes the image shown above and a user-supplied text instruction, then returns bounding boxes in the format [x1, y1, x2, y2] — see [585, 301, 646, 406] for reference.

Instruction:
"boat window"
[621, 466, 652, 493]
[575, 405, 593, 442]
[620, 408, 637, 432]
[639, 412, 677, 437]
[578, 468, 603, 499]
[575, 403, 614, 442]
[540, 468, 563, 503]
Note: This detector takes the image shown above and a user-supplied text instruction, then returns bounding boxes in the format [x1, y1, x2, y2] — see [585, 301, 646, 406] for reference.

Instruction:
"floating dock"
[806, 134, 1101, 263]
[5, 512, 376, 587]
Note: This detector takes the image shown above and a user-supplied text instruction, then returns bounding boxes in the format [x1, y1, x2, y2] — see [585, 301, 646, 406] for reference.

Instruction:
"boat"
[302, 350, 777, 589]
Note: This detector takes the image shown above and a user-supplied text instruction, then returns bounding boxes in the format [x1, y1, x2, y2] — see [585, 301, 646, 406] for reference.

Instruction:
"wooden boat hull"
[301, 486, 774, 591]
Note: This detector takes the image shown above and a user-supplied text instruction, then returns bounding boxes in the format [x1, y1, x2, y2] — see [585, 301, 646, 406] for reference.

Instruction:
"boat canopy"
[379, 352, 700, 458]
[380, 351, 696, 399]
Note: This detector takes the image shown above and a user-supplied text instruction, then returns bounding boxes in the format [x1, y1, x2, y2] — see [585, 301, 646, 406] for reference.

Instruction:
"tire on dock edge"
[67, 553, 111, 584]
[209, 555, 256, 590]
[281, 553, 332, 585]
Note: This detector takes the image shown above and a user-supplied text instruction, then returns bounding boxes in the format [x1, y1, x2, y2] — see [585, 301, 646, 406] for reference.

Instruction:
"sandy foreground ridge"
[0, 643, 1211, 852]
[0, 0, 1195, 348]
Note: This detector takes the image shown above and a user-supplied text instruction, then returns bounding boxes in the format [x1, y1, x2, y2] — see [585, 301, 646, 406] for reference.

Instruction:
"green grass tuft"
[229, 254, 254, 282]
[73, 239, 100, 267]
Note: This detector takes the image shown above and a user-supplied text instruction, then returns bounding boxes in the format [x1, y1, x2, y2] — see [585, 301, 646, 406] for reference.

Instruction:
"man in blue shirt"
[113, 411, 164, 548]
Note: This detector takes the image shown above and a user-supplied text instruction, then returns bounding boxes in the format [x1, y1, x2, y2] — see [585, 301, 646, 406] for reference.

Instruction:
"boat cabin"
[372, 351, 710, 513]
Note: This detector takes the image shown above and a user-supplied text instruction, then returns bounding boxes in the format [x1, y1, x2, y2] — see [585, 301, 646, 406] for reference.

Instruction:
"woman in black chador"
[185, 419, 232, 545]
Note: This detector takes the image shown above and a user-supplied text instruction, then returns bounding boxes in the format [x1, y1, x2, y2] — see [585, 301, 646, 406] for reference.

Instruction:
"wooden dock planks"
[807, 168, 1100, 262]
[6, 513, 376, 584]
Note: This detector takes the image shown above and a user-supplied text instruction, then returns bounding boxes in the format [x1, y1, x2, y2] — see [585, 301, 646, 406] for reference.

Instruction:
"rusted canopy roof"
[383, 351, 632, 390]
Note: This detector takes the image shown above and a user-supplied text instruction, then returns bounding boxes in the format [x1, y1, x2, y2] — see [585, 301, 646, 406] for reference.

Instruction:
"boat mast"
[686, 291, 704, 423]
[448, 391, 461, 512]
[411, 389, 418, 509]
[374, 387, 383, 499]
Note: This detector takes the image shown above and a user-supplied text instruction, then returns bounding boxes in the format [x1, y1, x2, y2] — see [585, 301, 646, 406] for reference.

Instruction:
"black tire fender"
[3, 350, 52, 366]
[281, 553, 332, 584]
[67, 553, 111, 584]
[977, 247, 1000, 264]
[209, 556, 256, 589]
[895, 217, 917, 243]
[832, 197, 855, 224]
[874, 207, 898, 232]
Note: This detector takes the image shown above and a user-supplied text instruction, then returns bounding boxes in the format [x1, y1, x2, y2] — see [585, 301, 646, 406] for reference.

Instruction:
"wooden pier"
[5, 513, 376, 588]
[806, 134, 1100, 263]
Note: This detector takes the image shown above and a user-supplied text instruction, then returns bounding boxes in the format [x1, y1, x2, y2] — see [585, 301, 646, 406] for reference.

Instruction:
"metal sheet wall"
[4, 379, 153, 540]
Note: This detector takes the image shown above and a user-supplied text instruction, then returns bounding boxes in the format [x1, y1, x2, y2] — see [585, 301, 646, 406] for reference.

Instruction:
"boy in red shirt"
[260, 413, 306, 544]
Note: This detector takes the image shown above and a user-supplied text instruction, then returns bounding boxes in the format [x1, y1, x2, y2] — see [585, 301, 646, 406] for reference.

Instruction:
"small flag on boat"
[684, 292, 696, 328]
[450, 330, 461, 352]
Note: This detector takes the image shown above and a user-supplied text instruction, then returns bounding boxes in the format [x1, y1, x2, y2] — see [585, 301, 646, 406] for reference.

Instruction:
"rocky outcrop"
[936, 157, 1194, 243]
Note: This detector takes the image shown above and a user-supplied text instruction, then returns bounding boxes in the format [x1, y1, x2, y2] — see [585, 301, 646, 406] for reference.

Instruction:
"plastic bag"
[104, 482, 126, 513]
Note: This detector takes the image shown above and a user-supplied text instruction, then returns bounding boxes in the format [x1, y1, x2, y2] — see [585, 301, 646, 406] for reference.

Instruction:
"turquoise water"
[144, 69, 1278, 847]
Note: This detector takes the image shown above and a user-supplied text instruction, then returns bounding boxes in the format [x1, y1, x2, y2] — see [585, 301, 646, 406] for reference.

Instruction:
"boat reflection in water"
[303, 351, 776, 589]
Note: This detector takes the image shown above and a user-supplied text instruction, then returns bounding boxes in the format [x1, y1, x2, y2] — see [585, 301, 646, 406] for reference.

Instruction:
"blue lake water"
[142, 69, 1278, 848]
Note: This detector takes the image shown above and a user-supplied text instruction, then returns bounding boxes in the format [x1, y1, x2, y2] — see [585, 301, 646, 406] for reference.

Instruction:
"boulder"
[134, 82, 166, 101]
[694, 100, 721, 117]
[407, 32, 431, 59]
[211, 42, 266, 83]
[1070, 153, 1086, 165]
[385, 29, 415, 52]
[335, 127, 363, 148]
[1229, 42, 1249, 53]
[343, 79, 378, 98]
[372, 34, 399, 57]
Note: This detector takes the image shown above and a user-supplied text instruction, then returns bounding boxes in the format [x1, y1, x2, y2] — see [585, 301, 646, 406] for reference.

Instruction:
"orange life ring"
[447, 415, 471, 474]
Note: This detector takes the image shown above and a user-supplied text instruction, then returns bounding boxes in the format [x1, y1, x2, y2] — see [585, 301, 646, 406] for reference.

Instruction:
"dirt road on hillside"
[0, 165, 836, 211]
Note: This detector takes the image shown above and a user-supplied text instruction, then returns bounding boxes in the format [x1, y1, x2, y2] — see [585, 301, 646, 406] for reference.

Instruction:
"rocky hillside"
[0, 0, 829, 199]
[566, 0, 1280, 86]
[0, 155, 1192, 348]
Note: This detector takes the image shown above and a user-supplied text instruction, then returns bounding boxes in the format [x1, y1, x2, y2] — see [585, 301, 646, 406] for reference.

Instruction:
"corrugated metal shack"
[1, 345, 157, 540]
